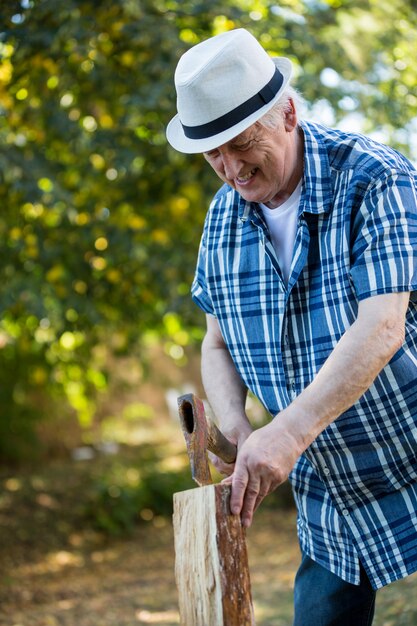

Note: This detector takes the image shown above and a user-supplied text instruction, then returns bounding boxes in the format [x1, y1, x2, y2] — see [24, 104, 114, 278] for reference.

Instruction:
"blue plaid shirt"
[192, 121, 417, 589]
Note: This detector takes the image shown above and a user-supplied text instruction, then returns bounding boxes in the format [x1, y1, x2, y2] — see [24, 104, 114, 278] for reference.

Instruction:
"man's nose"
[221, 151, 242, 180]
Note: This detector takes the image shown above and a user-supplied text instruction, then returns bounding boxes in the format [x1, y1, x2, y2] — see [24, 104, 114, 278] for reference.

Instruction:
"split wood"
[173, 482, 254, 626]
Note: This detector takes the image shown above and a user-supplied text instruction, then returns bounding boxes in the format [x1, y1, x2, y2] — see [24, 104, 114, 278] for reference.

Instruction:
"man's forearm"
[201, 320, 250, 438]
[278, 292, 409, 452]
[227, 292, 409, 527]
[202, 341, 249, 429]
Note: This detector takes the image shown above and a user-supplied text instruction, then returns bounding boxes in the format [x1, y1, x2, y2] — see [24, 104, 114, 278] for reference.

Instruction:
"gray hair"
[258, 85, 304, 129]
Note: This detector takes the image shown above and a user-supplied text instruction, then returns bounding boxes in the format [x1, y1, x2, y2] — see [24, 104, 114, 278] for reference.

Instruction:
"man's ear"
[283, 98, 298, 132]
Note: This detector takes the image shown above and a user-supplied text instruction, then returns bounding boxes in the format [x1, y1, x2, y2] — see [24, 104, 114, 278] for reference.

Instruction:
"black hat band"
[181, 67, 284, 141]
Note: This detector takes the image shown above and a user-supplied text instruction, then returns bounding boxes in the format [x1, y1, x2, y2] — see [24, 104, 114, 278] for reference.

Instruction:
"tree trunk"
[173, 483, 254, 626]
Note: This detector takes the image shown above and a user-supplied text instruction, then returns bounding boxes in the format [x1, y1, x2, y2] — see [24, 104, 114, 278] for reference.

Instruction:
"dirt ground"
[0, 489, 298, 626]
[2, 461, 417, 626]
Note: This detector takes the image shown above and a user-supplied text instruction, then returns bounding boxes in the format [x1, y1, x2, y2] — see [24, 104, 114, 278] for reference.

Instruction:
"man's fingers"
[230, 469, 269, 528]
[230, 469, 250, 516]
[231, 471, 272, 527]
[208, 451, 235, 476]
[254, 492, 265, 512]
[241, 482, 260, 527]
[240, 480, 270, 527]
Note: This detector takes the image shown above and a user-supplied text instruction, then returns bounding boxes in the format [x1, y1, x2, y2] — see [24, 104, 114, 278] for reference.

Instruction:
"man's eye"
[235, 141, 252, 151]
[205, 150, 219, 158]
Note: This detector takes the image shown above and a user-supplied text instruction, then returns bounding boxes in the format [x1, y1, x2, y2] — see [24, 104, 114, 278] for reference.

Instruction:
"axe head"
[177, 394, 212, 487]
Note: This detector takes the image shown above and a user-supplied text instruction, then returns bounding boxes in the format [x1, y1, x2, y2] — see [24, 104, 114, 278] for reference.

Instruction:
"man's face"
[203, 106, 302, 208]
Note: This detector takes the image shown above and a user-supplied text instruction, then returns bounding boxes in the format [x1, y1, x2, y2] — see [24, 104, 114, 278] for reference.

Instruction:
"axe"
[172, 393, 255, 626]
[177, 393, 237, 486]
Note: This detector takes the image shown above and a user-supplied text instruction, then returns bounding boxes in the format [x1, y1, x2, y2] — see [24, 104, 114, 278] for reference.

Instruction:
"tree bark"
[173, 483, 254, 626]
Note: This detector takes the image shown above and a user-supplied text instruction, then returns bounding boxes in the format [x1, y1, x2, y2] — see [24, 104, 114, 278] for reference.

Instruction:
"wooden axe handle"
[206, 418, 237, 465]
[177, 393, 238, 479]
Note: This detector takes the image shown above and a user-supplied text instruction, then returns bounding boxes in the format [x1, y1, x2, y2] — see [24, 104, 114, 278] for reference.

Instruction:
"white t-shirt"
[259, 180, 302, 284]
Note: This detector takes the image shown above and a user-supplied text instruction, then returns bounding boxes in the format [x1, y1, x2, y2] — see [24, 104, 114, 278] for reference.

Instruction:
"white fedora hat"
[166, 28, 293, 154]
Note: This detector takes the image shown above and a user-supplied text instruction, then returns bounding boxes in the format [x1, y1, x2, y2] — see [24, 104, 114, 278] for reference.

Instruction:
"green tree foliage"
[0, 0, 416, 460]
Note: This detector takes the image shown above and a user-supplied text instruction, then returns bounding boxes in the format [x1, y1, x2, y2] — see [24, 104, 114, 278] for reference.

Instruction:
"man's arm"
[225, 291, 410, 527]
[201, 314, 253, 470]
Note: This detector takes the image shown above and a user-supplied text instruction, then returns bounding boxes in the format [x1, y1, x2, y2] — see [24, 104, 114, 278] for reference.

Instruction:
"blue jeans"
[293, 553, 376, 626]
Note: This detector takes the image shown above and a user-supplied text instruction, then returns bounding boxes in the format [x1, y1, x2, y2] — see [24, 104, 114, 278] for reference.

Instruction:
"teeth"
[237, 168, 256, 182]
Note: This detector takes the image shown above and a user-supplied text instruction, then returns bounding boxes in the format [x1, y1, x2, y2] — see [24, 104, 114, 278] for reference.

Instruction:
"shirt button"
[342, 509, 349, 517]
[323, 467, 330, 476]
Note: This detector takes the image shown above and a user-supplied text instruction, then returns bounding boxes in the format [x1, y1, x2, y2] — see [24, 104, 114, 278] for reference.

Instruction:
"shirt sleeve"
[191, 225, 215, 315]
[349, 171, 417, 300]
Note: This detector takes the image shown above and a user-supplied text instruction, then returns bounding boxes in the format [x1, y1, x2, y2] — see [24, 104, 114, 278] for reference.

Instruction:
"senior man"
[166, 28, 417, 625]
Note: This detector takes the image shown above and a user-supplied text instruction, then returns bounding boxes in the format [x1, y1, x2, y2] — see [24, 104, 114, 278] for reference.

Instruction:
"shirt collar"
[299, 120, 333, 215]
[238, 196, 252, 222]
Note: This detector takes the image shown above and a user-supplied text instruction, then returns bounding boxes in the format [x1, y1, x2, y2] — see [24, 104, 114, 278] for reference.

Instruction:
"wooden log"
[173, 483, 254, 626]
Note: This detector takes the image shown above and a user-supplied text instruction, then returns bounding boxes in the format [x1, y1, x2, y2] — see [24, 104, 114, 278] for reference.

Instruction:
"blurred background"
[0, 1, 416, 624]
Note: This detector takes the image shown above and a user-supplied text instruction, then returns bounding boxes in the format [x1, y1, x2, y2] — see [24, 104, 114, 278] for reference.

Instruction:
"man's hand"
[223, 419, 301, 528]
[209, 420, 253, 477]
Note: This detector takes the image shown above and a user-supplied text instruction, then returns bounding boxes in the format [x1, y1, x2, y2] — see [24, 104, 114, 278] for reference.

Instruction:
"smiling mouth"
[236, 168, 258, 185]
